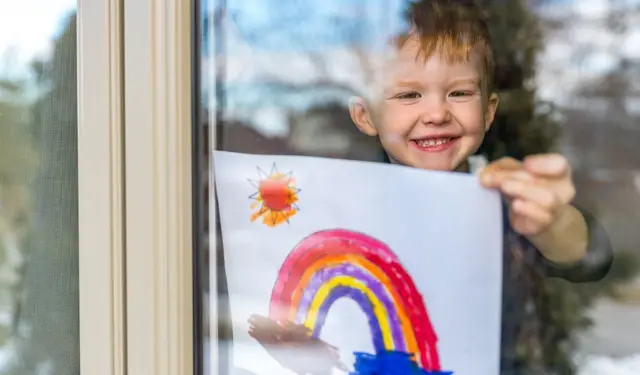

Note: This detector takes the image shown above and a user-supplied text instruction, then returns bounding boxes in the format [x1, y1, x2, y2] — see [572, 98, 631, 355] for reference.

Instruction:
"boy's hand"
[479, 154, 576, 237]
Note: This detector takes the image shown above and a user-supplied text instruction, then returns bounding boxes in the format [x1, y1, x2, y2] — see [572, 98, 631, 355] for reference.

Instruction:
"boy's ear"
[348, 96, 378, 136]
[484, 92, 499, 131]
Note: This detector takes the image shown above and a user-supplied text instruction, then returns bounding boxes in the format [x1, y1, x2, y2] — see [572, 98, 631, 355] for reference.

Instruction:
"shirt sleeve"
[525, 206, 614, 283]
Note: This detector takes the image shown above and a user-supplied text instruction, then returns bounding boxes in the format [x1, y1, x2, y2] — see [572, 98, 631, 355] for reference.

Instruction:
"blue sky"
[204, 0, 410, 54]
[203, 0, 640, 55]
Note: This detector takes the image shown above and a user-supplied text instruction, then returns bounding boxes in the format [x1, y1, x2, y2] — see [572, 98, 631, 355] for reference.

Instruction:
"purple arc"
[293, 264, 406, 352]
[312, 285, 387, 353]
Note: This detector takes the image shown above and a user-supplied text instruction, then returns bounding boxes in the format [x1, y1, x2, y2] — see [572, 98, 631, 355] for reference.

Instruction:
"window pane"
[0, 1, 79, 374]
[195, 1, 640, 374]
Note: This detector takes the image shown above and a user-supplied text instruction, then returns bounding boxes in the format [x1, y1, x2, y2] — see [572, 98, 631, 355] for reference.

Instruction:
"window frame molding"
[122, 0, 194, 374]
[77, 0, 127, 374]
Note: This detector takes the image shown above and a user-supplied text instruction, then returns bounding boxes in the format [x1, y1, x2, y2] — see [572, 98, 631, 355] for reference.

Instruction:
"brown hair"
[395, 0, 494, 92]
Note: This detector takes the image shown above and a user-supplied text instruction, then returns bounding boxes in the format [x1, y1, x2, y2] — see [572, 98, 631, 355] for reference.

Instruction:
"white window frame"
[78, 0, 194, 373]
[77, 0, 126, 374]
[122, 0, 194, 374]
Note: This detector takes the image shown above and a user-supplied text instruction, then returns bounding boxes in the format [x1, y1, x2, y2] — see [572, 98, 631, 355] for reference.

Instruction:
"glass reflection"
[0, 0, 79, 374]
[198, 0, 640, 374]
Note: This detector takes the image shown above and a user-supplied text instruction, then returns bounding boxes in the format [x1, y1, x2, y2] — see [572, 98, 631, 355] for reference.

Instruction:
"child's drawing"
[249, 228, 450, 374]
[214, 151, 503, 375]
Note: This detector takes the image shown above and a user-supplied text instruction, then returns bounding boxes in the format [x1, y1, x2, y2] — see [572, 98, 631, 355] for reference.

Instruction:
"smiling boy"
[348, 0, 613, 372]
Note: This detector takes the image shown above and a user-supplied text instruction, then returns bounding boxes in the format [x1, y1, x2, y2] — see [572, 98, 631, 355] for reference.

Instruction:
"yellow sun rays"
[248, 163, 301, 227]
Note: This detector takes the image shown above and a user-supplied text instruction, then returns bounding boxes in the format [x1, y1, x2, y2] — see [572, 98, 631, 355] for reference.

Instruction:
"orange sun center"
[250, 166, 299, 227]
[259, 179, 291, 212]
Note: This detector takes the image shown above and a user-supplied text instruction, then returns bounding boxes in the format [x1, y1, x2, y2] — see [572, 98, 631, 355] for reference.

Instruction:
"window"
[3, 0, 129, 373]
[0, 3, 79, 373]
[196, 1, 640, 375]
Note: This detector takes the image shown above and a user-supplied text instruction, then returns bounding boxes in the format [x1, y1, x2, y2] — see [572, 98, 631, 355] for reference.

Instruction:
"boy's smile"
[410, 136, 459, 152]
[350, 38, 499, 172]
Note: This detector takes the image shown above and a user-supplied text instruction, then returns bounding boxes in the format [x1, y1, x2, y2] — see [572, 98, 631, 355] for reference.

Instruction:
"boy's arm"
[525, 205, 613, 282]
[527, 204, 588, 264]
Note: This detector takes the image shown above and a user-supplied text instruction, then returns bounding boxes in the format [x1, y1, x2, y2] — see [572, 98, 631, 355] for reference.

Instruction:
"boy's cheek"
[379, 133, 408, 150]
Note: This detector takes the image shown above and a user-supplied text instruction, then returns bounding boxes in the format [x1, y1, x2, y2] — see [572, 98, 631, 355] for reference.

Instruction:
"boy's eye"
[449, 90, 473, 97]
[395, 91, 421, 100]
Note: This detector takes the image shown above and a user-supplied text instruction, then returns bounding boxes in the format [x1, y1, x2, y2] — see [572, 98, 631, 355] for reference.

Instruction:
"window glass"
[195, 1, 640, 374]
[0, 1, 79, 373]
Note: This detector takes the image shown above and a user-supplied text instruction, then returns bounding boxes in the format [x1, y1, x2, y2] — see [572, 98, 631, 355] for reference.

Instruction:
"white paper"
[213, 151, 503, 375]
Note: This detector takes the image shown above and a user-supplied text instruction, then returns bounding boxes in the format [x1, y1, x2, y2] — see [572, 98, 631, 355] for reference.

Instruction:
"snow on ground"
[577, 354, 640, 375]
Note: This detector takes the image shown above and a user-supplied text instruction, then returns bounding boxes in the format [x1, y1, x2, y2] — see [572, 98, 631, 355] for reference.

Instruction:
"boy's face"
[350, 39, 499, 171]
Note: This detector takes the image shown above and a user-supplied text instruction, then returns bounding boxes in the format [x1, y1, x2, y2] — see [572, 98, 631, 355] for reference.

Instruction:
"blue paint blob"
[350, 351, 453, 375]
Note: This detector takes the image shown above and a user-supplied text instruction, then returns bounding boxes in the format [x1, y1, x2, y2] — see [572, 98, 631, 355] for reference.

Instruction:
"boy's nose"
[418, 98, 451, 125]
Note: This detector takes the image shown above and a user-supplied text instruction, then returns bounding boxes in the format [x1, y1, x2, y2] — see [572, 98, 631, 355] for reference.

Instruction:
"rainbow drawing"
[269, 229, 443, 372]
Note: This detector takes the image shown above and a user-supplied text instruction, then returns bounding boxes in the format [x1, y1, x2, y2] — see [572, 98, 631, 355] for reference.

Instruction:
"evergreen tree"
[476, 0, 560, 160]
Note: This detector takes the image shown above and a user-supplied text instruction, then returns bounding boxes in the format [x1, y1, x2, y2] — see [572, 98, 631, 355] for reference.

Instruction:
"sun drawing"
[249, 163, 300, 227]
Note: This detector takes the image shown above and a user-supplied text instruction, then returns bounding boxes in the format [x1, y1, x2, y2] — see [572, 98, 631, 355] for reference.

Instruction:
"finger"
[480, 168, 533, 188]
[479, 157, 520, 179]
[500, 179, 559, 210]
[511, 198, 553, 228]
[504, 176, 575, 205]
[523, 154, 570, 178]
[558, 183, 576, 204]
[490, 156, 522, 170]
[480, 157, 530, 187]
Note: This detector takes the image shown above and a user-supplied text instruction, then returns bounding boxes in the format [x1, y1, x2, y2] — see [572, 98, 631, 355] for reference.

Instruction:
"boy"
[348, 0, 613, 372]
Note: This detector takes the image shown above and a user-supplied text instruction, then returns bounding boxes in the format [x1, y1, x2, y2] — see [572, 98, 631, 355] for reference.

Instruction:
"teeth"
[417, 137, 451, 147]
